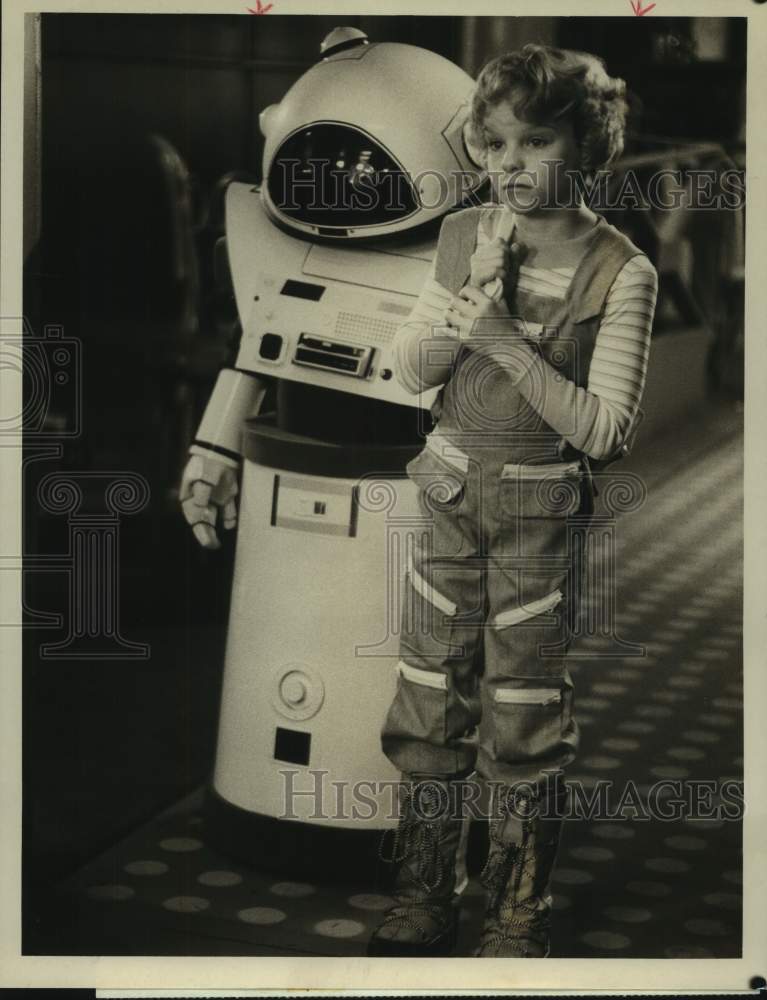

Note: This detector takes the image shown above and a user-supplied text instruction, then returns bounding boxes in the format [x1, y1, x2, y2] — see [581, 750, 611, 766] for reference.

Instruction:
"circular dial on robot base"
[270, 663, 325, 721]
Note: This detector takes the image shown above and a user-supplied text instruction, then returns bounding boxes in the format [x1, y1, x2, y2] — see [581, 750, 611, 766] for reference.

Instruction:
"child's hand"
[444, 286, 524, 342]
[469, 237, 510, 287]
[468, 239, 524, 290]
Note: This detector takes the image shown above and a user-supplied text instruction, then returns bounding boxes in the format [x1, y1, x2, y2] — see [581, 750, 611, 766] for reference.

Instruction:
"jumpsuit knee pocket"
[490, 677, 573, 763]
[488, 590, 572, 762]
[384, 661, 449, 747]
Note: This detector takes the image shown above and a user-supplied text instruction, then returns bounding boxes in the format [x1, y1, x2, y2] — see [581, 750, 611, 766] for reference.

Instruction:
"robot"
[179, 26, 485, 880]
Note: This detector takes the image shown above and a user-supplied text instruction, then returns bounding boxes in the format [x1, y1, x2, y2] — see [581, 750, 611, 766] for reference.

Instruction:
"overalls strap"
[566, 221, 645, 324]
[433, 207, 484, 295]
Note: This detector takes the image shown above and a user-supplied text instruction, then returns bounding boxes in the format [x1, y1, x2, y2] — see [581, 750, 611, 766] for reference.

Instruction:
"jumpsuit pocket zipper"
[501, 460, 582, 480]
[396, 661, 448, 690]
[408, 562, 458, 617]
[493, 688, 562, 706]
[492, 588, 564, 628]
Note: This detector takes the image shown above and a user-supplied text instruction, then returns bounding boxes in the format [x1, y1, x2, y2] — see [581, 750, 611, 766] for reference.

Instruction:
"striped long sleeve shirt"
[393, 212, 658, 462]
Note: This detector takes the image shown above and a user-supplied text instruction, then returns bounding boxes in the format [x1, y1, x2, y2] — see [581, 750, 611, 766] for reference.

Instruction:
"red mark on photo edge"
[247, 0, 273, 12]
[631, 0, 656, 13]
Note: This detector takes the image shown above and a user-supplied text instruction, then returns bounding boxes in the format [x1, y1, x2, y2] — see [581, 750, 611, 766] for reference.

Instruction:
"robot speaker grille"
[335, 311, 399, 345]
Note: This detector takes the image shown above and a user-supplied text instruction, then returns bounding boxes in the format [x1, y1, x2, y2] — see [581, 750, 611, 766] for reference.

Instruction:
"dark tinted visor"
[267, 123, 419, 229]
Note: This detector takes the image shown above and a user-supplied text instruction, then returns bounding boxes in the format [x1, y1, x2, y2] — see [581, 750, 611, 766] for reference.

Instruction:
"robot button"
[260, 333, 283, 360]
[281, 675, 309, 706]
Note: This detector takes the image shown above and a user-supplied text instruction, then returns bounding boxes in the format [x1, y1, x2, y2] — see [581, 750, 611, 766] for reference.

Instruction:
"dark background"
[22, 13, 746, 938]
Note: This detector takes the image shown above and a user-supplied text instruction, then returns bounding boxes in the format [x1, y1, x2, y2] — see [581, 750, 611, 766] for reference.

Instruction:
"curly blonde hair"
[468, 44, 629, 173]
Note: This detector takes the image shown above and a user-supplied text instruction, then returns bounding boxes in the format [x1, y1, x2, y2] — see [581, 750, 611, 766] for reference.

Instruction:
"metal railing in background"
[605, 136, 744, 399]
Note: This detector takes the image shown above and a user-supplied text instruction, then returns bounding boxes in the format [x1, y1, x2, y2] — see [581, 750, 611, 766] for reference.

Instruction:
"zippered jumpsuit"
[380, 206, 645, 788]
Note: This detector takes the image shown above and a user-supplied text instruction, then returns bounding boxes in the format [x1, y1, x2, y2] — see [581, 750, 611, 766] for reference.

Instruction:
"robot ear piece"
[259, 104, 279, 139]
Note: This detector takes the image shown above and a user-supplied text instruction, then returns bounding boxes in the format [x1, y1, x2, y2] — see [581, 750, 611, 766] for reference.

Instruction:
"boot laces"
[479, 793, 554, 928]
[478, 828, 552, 955]
[378, 782, 449, 897]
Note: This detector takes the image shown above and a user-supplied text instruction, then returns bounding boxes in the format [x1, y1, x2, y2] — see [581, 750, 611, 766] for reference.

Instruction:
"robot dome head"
[259, 28, 485, 240]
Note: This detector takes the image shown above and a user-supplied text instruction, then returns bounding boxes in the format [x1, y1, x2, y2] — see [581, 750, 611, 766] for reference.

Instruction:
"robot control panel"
[226, 182, 440, 410]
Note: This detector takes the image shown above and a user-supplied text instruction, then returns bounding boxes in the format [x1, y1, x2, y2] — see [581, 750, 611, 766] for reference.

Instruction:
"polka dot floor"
[47, 400, 744, 958]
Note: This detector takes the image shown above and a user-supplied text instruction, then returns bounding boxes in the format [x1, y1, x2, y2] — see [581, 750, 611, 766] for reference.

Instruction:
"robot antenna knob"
[320, 27, 369, 58]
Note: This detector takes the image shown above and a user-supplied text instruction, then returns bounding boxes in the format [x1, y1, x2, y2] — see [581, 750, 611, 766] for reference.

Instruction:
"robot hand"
[180, 453, 239, 550]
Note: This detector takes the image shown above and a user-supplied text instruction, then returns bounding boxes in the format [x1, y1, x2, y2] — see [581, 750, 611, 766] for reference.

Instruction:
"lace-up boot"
[367, 773, 464, 957]
[474, 784, 564, 958]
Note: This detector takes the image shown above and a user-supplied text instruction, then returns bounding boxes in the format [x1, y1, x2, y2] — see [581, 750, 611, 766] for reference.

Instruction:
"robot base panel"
[210, 418, 428, 869]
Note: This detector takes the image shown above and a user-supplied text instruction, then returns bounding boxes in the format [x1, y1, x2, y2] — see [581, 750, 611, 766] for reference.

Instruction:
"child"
[368, 44, 658, 958]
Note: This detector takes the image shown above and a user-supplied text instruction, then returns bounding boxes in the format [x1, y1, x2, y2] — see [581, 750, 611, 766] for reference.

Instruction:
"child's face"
[482, 95, 582, 214]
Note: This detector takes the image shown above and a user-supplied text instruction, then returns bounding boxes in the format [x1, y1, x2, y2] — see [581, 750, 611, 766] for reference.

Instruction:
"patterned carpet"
[40, 400, 744, 958]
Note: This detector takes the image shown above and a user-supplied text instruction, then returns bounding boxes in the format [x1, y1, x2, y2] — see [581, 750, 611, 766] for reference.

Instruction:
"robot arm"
[180, 368, 267, 549]
[190, 367, 267, 464]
